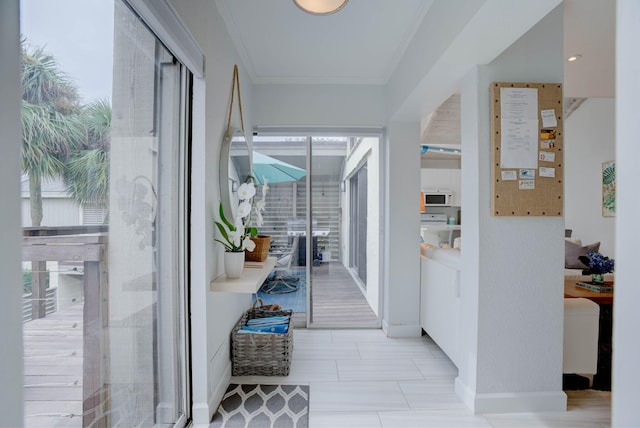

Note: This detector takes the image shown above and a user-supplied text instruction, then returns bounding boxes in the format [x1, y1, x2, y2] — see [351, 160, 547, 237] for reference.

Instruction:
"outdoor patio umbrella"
[252, 151, 307, 184]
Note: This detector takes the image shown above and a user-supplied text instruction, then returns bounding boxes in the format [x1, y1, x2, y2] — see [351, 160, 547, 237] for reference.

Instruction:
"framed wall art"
[602, 160, 615, 217]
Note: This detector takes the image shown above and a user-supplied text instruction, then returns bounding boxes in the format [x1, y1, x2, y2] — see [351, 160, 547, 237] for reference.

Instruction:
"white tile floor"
[227, 329, 611, 428]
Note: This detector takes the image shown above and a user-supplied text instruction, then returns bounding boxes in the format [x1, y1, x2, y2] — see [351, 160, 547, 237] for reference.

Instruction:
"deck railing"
[22, 288, 56, 323]
[22, 225, 109, 428]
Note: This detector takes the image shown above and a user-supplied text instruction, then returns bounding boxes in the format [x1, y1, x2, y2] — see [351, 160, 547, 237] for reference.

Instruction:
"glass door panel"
[252, 137, 309, 326]
[253, 134, 381, 328]
[20, 1, 191, 425]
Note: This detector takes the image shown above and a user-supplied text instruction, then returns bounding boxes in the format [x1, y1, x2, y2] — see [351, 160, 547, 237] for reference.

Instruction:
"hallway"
[228, 329, 611, 428]
[309, 262, 378, 326]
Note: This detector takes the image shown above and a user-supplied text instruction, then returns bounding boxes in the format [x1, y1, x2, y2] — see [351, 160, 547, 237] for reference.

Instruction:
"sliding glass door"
[20, 1, 192, 425]
[253, 133, 381, 328]
[350, 163, 368, 286]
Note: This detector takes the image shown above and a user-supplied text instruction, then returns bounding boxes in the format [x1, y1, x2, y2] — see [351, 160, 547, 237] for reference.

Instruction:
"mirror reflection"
[220, 129, 251, 219]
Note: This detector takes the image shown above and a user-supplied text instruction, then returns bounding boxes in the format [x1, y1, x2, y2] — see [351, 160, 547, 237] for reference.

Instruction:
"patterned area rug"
[211, 384, 309, 428]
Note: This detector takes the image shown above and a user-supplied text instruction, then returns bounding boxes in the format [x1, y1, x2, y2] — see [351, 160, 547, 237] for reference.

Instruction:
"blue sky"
[20, 0, 114, 104]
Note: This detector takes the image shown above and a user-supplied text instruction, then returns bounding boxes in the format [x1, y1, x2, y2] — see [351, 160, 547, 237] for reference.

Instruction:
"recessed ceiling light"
[567, 54, 582, 62]
[293, 0, 348, 15]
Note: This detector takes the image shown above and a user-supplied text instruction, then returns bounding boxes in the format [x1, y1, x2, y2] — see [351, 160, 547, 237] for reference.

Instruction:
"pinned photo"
[539, 151, 556, 162]
[519, 169, 536, 179]
[540, 140, 555, 149]
[540, 128, 556, 140]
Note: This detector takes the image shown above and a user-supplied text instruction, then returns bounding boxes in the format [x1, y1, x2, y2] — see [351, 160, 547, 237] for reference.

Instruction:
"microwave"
[423, 190, 453, 207]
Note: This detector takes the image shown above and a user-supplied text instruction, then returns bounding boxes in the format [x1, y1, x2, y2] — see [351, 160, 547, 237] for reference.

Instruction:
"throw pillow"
[565, 237, 582, 246]
[565, 240, 600, 269]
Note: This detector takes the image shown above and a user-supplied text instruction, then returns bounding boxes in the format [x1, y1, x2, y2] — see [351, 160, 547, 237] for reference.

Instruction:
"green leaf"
[247, 227, 258, 237]
[218, 202, 235, 230]
[214, 238, 232, 252]
[603, 166, 615, 185]
[603, 195, 615, 210]
[214, 221, 232, 245]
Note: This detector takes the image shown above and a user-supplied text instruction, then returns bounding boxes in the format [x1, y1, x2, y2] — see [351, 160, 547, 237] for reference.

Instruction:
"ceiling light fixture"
[293, 0, 348, 15]
[567, 54, 582, 62]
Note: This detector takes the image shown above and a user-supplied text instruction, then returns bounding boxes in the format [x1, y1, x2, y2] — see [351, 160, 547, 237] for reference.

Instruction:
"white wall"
[169, 1, 255, 423]
[420, 168, 462, 207]
[457, 6, 566, 413]
[613, 2, 640, 426]
[0, 0, 24, 425]
[383, 123, 422, 337]
[253, 84, 386, 127]
[565, 98, 616, 257]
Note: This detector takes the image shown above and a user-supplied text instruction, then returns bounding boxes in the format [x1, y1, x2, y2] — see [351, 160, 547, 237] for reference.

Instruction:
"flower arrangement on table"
[578, 251, 614, 284]
[214, 178, 268, 253]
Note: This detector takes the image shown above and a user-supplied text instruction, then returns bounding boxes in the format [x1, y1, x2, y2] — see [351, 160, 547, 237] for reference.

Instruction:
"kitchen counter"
[420, 224, 461, 231]
[420, 224, 460, 247]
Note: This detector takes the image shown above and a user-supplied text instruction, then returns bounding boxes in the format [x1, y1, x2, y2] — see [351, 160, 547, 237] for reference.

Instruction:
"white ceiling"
[215, 0, 432, 85]
[215, 0, 614, 150]
[563, 0, 615, 98]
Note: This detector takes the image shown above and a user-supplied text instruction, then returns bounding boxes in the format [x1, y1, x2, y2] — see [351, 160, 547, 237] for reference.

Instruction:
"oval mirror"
[219, 129, 252, 220]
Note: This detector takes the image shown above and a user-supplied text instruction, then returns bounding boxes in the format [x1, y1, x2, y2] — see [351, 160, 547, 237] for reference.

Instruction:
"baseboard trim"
[209, 361, 232, 419]
[192, 402, 212, 425]
[193, 343, 233, 425]
[382, 320, 422, 337]
[455, 377, 567, 414]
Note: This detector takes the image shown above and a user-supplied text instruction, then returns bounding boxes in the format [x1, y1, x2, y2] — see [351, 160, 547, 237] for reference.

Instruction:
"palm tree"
[21, 40, 83, 226]
[64, 99, 111, 208]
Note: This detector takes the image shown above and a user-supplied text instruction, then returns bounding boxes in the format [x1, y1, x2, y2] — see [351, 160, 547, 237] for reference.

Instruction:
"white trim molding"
[124, 0, 205, 77]
[382, 319, 422, 338]
[455, 378, 567, 414]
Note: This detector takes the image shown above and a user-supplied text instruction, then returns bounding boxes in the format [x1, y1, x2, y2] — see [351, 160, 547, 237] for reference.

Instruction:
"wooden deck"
[307, 261, 379, 327]
[23, 302, 83, 428]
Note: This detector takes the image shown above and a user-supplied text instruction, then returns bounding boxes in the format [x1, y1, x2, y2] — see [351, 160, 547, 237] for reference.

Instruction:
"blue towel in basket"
[247, 316, 290, 326]
[239, 315, 290, 334]
[239, 324, 289, 334]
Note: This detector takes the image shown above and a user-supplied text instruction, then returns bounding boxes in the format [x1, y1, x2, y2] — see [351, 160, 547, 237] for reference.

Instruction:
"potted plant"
[579, 251, 614, 284]
[215, 179, 268, 277]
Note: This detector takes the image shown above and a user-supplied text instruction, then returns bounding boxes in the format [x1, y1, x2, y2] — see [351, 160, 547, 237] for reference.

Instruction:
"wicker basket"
[231, 307, 293, 376]
[245, 235, 271, 262]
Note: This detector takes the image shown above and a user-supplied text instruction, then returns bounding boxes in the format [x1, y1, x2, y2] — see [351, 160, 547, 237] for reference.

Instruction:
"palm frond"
[81, 99, 111, 150]
[21, 44, 80, 113]
[602, 166, 615, 185]
[63, 149, 110, 205]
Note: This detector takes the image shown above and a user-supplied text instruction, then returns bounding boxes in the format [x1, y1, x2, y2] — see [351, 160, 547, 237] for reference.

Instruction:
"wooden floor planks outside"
[21, 263, 378, 426]
[23, 302, 84, 428]
[308, 262, 379, 326]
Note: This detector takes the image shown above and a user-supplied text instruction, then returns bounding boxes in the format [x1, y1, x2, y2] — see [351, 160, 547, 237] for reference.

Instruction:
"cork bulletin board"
[490, 82, 563, 216]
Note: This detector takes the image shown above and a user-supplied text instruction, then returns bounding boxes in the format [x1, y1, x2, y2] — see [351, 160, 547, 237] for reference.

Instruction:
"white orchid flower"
[233, 214, 244, 229]
[254, 206, 264, 227]
[237, 201, 252, 218]
[237, 182, 256, 201]
[228, 226, 243, 247]
[261, 178, 269, 195]
[255, 199, 266, 211]
[243, 236, 256, 252]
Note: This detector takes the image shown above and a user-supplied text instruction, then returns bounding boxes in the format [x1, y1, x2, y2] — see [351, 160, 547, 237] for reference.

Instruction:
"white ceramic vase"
[224, 251, 245, 279]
